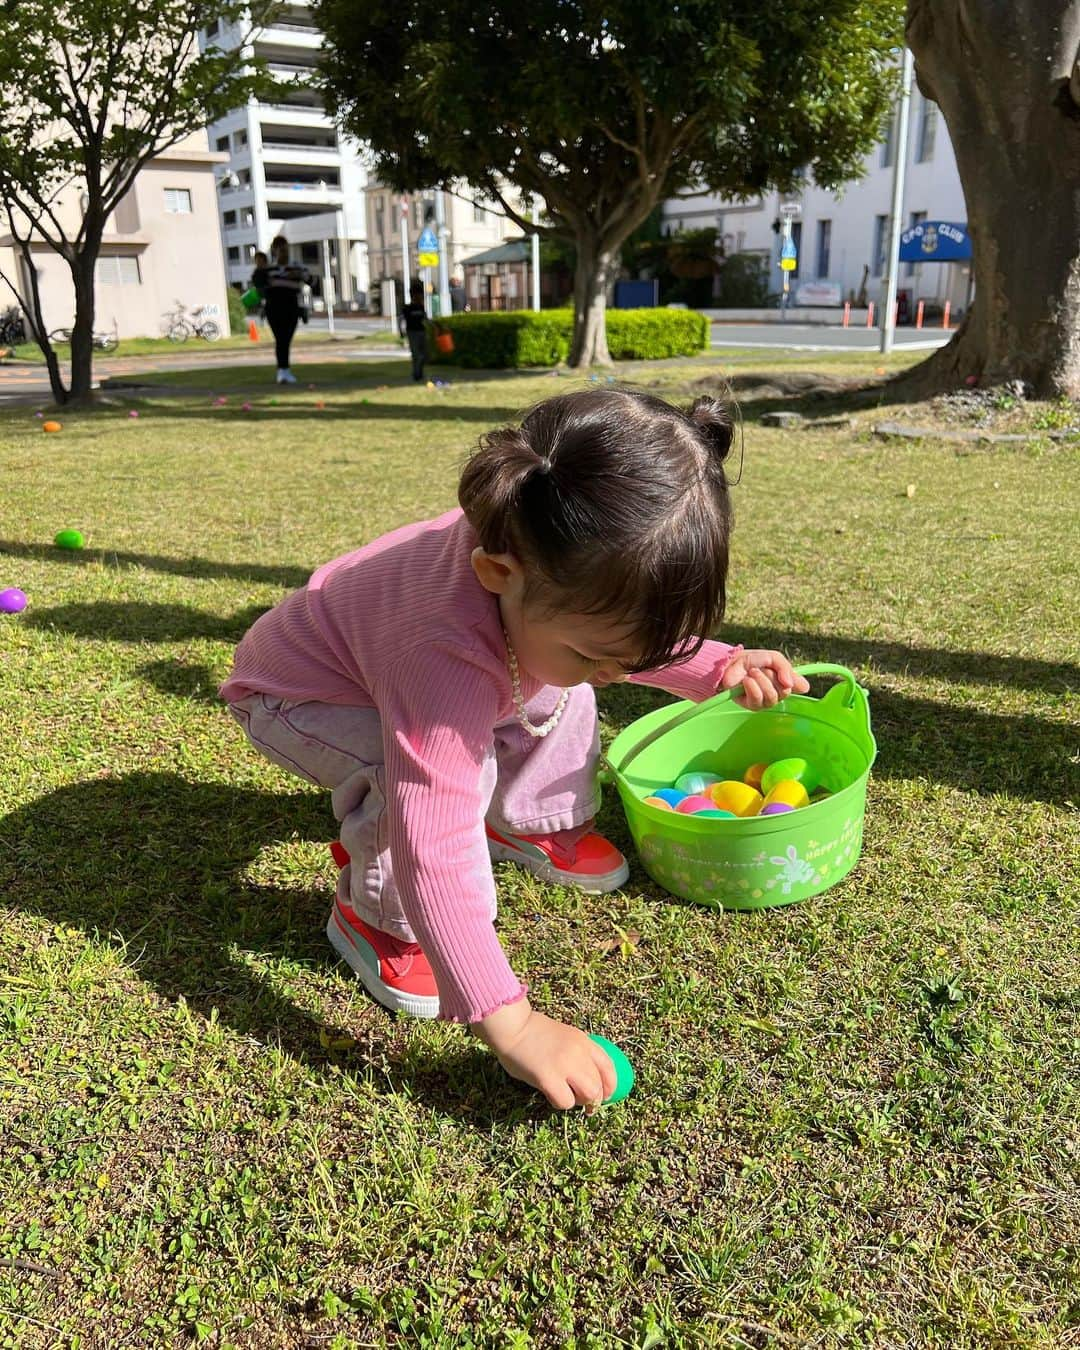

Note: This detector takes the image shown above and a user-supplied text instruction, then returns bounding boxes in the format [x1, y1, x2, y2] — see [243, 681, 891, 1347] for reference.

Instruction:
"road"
[0, 320, 949, 404]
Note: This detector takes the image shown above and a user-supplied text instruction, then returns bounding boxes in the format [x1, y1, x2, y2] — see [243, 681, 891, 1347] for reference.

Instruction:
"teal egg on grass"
[589, 1034, 634, 1104]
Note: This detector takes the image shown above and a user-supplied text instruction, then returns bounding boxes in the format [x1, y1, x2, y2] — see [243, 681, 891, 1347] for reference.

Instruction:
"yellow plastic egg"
[761, 779, 809, 811]
[709, 780, 763, 817]
[743, 762, 768, 790]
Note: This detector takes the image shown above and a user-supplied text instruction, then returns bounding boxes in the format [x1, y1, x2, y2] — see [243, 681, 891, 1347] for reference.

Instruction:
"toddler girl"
[220, 388, 808, 1109]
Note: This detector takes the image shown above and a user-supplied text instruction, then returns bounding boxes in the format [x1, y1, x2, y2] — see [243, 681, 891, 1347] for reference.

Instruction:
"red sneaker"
[326, 844, 439, 1017]
[485, 824, 629, 893]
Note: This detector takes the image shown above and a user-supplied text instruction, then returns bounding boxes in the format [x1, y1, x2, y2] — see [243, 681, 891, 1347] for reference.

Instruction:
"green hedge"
[427, 306, 707, 368]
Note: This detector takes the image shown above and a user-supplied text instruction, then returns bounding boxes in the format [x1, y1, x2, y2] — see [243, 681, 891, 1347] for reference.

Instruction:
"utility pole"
[399, 195, 411, 305]
[531, 197, 541, 312]
[435, 189, 452, 317]
[880, 46, 915, 356]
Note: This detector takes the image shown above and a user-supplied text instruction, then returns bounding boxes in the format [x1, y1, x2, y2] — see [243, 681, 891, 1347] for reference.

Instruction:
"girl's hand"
[719, 649, 810, 710]
[473, 999, 617, 1110]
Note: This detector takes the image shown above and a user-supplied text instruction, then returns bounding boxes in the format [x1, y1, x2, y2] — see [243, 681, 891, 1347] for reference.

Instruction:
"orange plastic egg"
[743, 762, 768, 790]
[643, 795, 674, 812]
[42, 420, 62, 433]
[761, 779, 809, 811]
[709, 780, 763, 817]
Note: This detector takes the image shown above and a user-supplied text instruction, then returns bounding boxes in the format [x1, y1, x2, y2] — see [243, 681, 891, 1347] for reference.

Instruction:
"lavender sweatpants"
[228, 684, 601, 943]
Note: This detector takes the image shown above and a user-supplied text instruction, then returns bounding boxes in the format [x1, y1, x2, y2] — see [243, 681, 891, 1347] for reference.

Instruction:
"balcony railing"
[261, 140, 338, 153]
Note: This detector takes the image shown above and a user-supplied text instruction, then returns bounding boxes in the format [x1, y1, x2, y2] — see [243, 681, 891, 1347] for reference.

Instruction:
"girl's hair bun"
[686, 395, 735, 461]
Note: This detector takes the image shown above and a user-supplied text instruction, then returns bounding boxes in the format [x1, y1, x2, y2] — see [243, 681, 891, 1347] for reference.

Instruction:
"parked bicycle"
[0, 306, 26, 345]
[47, 318, 119, 353]
[163, 301, 222, 343]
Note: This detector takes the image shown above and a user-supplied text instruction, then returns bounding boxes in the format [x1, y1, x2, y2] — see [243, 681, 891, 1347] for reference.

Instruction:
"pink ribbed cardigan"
[220, 509, 740, 1022]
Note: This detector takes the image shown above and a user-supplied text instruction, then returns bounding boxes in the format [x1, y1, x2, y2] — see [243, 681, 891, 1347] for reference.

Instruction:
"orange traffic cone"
[247, 319, 259, 341]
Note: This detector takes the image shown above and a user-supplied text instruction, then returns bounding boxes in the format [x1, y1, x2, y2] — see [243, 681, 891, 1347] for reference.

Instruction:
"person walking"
[399, 283, 428, 382]
[263, 235, 310, 385]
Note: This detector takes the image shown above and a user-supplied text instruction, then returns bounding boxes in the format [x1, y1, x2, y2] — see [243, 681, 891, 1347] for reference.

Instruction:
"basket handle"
[602, 662, 865, 785]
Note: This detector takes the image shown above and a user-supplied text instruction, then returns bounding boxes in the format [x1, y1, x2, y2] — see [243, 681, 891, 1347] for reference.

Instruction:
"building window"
[916, 96, 937, 162]
[815, 219, 831, 279]
[223, 209, 237, 227]
[227, 246, 241, 262]
[242, 208, 255, 227]
[216, 135, 230, 152]
[905, 210, 927, 278]
[96, 255, 141, 285]
[236, 130, 248, 147]
[164, 187, 192, 214]
[881, 110, 896, 168]
[872, 214, 888, 276]
[205, 18, 221, 38]
[473, 198, 488, 224]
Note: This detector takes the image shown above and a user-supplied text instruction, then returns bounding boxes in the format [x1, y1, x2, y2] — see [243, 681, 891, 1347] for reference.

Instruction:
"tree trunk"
[568, 233, 620, 368]
[898, 0, 1080, 398]
[67, 249, 98, 404]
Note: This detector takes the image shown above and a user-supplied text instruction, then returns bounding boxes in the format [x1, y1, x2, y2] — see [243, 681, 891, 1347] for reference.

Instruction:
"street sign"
[417, 226, 438, 252]
[417, 252, 439, 268]
[780, 257, 797, 271]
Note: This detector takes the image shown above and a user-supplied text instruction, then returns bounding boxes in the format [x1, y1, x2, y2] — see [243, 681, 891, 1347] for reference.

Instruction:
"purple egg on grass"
[0, 587, 28, 613]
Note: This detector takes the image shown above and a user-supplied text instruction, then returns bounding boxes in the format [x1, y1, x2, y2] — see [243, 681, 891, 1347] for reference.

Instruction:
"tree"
[900, 1, 1080, 397]
[0, 1, 274, 406]
[316, 0, 904, 365]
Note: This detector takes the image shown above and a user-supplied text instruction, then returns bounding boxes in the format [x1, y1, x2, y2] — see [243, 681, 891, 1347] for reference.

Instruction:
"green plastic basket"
[606, 664, 877, 911]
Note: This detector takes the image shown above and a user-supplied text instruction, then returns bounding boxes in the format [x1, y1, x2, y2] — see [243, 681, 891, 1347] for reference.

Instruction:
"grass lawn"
[1, 352, 1077, 1347]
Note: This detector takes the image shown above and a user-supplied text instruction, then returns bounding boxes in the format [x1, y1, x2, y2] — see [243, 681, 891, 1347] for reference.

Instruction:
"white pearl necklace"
[504, 632, 570, 738]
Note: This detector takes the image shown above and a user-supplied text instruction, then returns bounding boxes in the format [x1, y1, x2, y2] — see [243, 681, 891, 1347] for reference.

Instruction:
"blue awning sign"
[898, 220, 972, 262]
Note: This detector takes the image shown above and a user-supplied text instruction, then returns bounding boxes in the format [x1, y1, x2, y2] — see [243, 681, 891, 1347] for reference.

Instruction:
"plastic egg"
[42, 420, 62, 433]
[761, 779, 809, 811]
[643, 795, 674, 812]
[651, 788, 686, 808]
[0, 587, 27, 613]
[743, 762, 768, 790]
[675, 794, 716, 814]
[54, 529, 84, 550]
[695, 808, 736, 818]
[760, 802, 795, 816]
[761, 757, 820, 796]
[709, 780, 763, 817]
[675, 770, 720, 796]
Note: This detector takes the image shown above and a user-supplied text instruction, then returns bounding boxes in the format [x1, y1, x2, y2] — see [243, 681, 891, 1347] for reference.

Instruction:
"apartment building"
[662, 88, 971, 316]
[0, 134, 232, 340]
[364, 185, 526, 306]
[200, 1, 370, 306]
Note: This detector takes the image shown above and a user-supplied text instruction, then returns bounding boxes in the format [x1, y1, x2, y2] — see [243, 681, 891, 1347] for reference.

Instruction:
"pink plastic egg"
[675, 794, 716, 814]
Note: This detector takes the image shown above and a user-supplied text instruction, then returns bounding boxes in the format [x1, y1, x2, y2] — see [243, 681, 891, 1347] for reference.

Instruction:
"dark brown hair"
[458, 387, 735, 672]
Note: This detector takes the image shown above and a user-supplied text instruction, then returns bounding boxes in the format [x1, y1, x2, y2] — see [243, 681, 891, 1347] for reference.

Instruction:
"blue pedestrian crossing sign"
[780, 234, 798, 272]
[417, 225, 439, 268]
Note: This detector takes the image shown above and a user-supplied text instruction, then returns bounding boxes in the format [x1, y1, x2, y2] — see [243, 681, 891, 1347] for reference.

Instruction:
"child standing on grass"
[220, 388, 809, 1109]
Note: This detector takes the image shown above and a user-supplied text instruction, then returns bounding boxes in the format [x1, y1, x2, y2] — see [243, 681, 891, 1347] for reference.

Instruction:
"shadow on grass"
[0, 769, 577, 1119]
[0, 540, 313, 590]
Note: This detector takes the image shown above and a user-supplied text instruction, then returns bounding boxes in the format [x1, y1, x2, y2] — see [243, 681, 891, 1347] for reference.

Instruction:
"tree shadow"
[22, 600, 268, 644]
[97, 401, 529, 425]
[0, 540, 313, 590]
[691, 367, 965, 424]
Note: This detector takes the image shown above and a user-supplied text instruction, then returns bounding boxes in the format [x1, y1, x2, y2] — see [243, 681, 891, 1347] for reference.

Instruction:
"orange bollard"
[866, 301, 875, 328]
[916, 300, 925, 329]
[942, 301, 951, 330]
[247, 319, 259, 341]
[842, 301, 851, 328]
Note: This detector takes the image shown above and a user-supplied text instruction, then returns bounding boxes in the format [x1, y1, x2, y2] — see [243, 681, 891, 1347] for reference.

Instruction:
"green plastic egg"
[589, 1034, 634, 1104]
[54, 529, 84, 550]
[761, 757, 819, 795]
